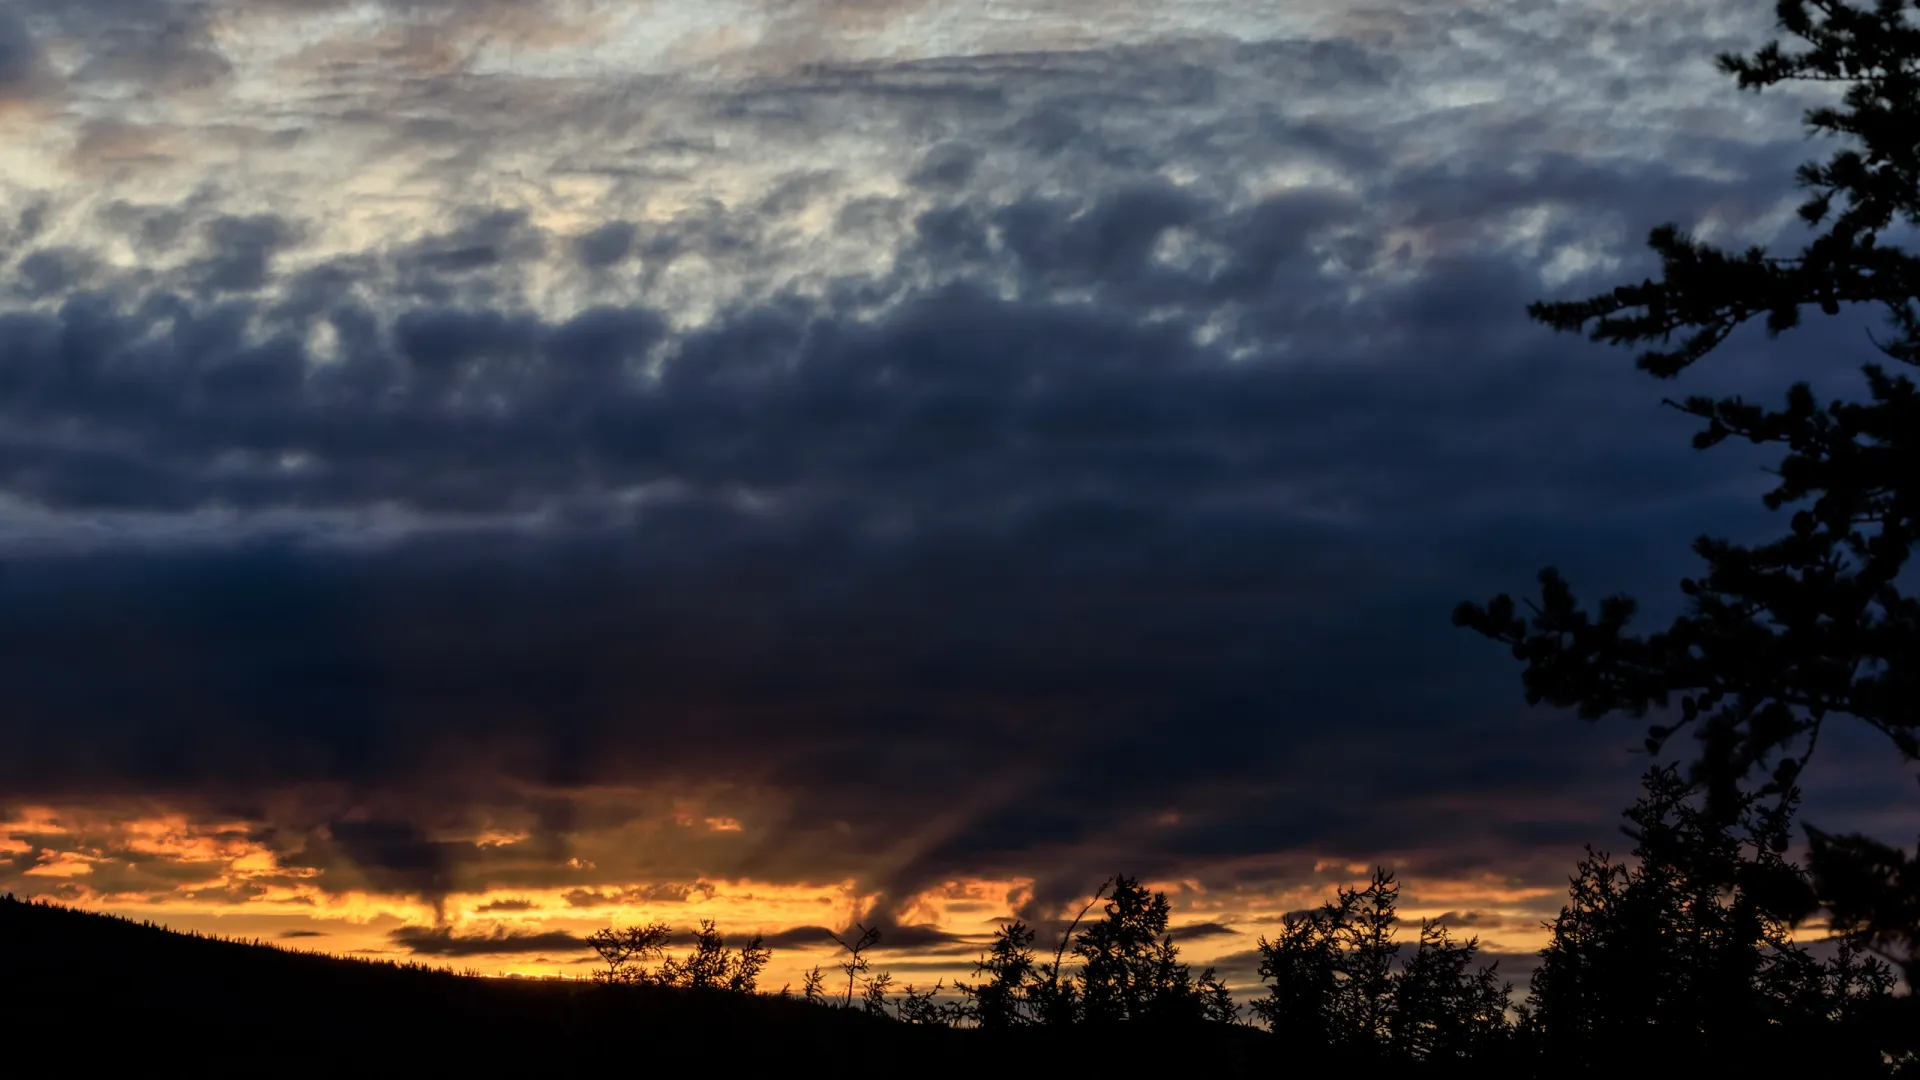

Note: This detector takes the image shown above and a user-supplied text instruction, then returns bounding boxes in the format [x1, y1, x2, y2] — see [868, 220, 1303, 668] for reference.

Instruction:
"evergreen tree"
[1071, 875, 1237, 1025]
[1252, 868, 1510, 1063]
[957, 920, 1042, 1028]
[1522, 767, 1897, 1074]
[1334, 867, 1401, 1046]
[1391, 921, 1511, 1063]
[958, 875, 1238, 1029]
[1453, 0, 1920, 1002]
[1250, 901, 1346, 1046]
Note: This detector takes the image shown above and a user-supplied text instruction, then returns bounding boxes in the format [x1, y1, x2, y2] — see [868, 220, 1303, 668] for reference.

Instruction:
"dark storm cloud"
[0, 128, 1821, 524]
[3, 4, 1905, 921]
[299, 820, 469, 902]
[0, 238, 1883, 916]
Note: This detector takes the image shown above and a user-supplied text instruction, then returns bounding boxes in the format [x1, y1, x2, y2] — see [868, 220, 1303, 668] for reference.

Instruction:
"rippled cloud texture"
[1, 0, 1910, 984]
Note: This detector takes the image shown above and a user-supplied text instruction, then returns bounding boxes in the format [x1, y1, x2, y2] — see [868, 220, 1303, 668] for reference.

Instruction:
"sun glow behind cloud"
[1, 805, 1569, 986]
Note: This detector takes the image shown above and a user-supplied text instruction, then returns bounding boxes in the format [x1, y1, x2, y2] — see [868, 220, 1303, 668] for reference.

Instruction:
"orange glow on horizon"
[3, 804, 1587, 985]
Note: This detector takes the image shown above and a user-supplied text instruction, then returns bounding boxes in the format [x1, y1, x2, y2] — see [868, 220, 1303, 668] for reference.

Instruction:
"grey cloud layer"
[1, 4, 1899, 919]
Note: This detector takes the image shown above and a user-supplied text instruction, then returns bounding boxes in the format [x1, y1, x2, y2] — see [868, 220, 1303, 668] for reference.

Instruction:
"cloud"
[0, 0, 1908, 955]
[1168, 921, 1240, 942]
[757, 925, 839, 951]
[562, 883, 716, 909]
[389, 924, 588, 957]
[0, 9, 57, 108]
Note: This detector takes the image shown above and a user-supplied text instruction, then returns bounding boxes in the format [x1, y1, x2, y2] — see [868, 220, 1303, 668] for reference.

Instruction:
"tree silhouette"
[654, 919, 771, 992]
[1521, 767, 1899, 1074]
[1250, 900, 1345, 1046]
[954, 875, 1237, 1029]
[1073, 875, 1182, 1023]
[729, 932, 773, 993]
[1390, 921, 1511, 1063]
[1453, 0, 1920, 997]
[1335, 867, 1400, 1045]
[1054, 875, 1234, 1026]
[585, 919, 769, 992]
[891, 979, 960, 1026]
[801, 965, 828, 1005]
[956, 920, 1042, 1028]
[827, 923, 881, 1008]
[1252, 867, 1509, 1064]
[1031, 878, 1106, 1026]
[585, 920, 671, 985]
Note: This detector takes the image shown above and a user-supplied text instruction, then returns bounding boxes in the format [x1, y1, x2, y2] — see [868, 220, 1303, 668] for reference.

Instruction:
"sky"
[1, 0, 1916, 994]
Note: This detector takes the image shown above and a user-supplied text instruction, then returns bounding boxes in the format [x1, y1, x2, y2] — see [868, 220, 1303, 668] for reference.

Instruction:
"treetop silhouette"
[1454, 0, 1920, 988]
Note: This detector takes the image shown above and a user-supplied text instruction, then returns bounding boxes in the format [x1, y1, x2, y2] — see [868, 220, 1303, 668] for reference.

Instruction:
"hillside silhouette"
[1, 894, 1267, 1073]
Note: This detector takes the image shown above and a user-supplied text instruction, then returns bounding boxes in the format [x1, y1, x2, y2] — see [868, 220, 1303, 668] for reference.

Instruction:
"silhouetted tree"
[1390, 921, 1511, 1063]
[1073, 875, 1181, 1023]
[1336, 867, 1400, 1045]
[654, 919, 771, 992]
[729, 932, 772, 993]
[891, 980, 961, 1026]
[1069, 875, 1238, 1026]
[585, 920, 671, 985]
[956, 920, 1042, 1028]
[1453, 0, 1920, 1015]
[827, 923, 881, 1008]
[1195, 968, 1240, 1026]
[1250, 902, 1344, 1045]
[1030, 879, 1106, 1026]
[956, 876, 1237, 1030]
[801, 965, 828, 1005]
[1521, 767, 1898, 1074]
[1253, 868, 1510, 1063]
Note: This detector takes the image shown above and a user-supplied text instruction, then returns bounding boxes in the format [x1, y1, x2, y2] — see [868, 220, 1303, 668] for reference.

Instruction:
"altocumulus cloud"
[1, 0, 1912, 941]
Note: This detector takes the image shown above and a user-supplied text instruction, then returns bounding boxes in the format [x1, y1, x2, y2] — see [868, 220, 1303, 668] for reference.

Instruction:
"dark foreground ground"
[3, 896, 1271, 1074]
